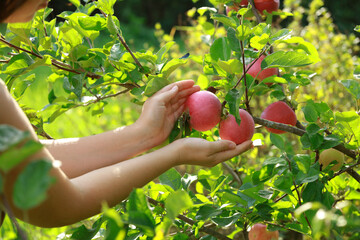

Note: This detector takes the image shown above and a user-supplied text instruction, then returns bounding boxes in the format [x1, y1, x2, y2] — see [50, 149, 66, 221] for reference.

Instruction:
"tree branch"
[252, 116, 360, 183]
[222, 162, 242, 186]
[248, 0, 262, 24]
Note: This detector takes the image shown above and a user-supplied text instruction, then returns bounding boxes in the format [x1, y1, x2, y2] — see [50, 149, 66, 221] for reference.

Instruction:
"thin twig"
[222, 162, 242, 186]
[0, 194, 28, 240]
[248, 0, 262, 23]
[31, 124, 54, 140]
[284, 154, 312, 230]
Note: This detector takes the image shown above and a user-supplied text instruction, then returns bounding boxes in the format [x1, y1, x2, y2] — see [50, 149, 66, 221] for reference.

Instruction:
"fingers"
[209, 140, 237, 154]
[211, 140, 253, 164]
[155, 80, 196, 95]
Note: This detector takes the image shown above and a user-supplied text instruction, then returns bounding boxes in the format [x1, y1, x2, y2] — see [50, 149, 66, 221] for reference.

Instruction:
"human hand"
[135, 80, 200, 147]
[172, 138, 253, 167]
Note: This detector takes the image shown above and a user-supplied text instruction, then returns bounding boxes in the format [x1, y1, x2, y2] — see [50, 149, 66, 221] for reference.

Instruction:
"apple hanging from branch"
[230, 0, 280, 15]
[319, 148, 345, 171]
[219, 109, 255, 144]
[186, 91, 222, 132]
[260, 101, 297, 134]
[246, 55, 278, 85]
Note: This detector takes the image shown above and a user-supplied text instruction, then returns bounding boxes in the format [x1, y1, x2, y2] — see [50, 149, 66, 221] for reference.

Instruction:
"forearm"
[9, 143, 178, 228]
[41, 123, 156, 178]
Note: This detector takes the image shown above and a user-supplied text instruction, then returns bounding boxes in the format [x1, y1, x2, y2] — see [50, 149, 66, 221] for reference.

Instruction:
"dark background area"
[47, 0, 360, 41]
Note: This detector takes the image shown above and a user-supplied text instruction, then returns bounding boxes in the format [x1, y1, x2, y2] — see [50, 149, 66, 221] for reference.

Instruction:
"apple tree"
[0, 0, 359, 239]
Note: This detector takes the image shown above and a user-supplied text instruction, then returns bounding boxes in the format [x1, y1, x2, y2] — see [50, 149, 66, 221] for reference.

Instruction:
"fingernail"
[172, 85, 178, 92]
[229, 142, 236, 149]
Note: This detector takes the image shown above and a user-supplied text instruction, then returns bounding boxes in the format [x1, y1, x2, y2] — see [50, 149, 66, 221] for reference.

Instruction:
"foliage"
[0, 0, 359, 239]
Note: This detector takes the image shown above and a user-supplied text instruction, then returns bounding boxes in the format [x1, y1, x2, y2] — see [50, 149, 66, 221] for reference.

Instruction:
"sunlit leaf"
[13, 159, 55, 210]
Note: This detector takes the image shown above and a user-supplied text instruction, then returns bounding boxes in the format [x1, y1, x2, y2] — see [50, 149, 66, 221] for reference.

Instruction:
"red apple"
[186, 91, 222, 132]
[232, 0, 280, 15]
[219, 109, 255, 144]
[254, 0, 280, 14]
[260, 101, 297, 134]
[249, 223, 279, 240]
[246, 55, 278, 84]
[319, 149, 344, 171]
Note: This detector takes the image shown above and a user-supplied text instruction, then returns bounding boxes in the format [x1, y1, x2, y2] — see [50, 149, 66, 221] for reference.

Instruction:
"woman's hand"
[135, 80, 200, 147]
[172, 138, 253, 167]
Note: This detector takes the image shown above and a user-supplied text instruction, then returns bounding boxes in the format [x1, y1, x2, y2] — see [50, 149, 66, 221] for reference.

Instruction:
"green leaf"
[295, 167, 320, 185]
[319, 135, 341, 150]
[270, 133, 285, 150]
[261, 51, 314, 69]
[78, 15, 107, 31]
[225, 89, 242, 125]
[144, 75, 170, 97]
[156, 41, 175, 64]
[96, 0, 117, 15]
[165, 190, 193, 220]
[211, 14, 237, 29]
[340, 80, 360, 99]
[195, 205, 222, 220]
[212, 213, 241, 227]
[227, 28, 241, 52]
[103, 207, 126, 239]
[335, 111, 360, 146]
[13, 159, 55, 210]
[302, 181, 324, 203]
[250, 34, 269, 50]
[293, 154, 311, 174]
[159, 168, 182, 191]
[302, 103, 319, 122]
[273, 172, 293, 195]
[13, 74, 36, 99]
[355, 25, 360, 33]
[126, 189, 155, 236]
[236, 25, 253, 41]
[0, 140, 43, 172]
[0, 23, 7, 35]
[127, 189, 154, 223]
[210, 37, 231, 61]
[161, 58, 188, 78]
[124, 211, 155, 236]
[0, 125, 30, 152]
[252, 165, 276, 184]
[270, 29, 292, 43]
[217, 59, 243, 74]
[70, 217, 104, 240]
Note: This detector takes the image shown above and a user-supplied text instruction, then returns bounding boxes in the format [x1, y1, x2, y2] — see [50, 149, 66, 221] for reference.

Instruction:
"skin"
[0, 1, 253, 227]
[248, 223, 279, 240]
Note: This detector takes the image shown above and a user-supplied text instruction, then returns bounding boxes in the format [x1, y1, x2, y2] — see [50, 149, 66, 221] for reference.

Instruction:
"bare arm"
[40, 80, 200, 178]
[0, 80, 252, 228]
